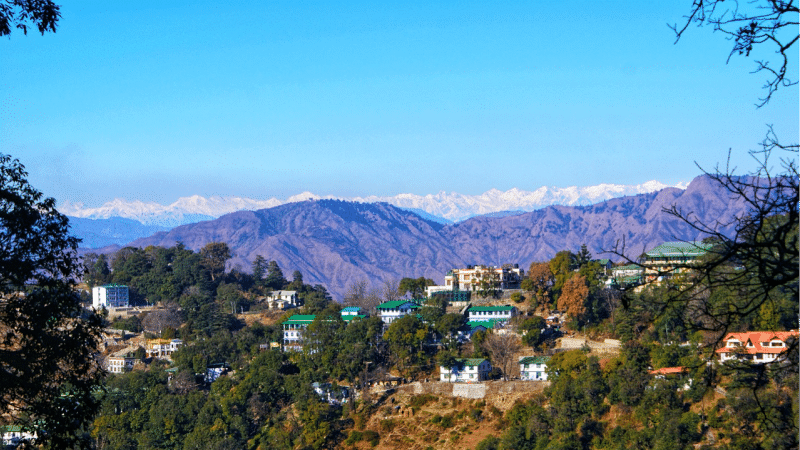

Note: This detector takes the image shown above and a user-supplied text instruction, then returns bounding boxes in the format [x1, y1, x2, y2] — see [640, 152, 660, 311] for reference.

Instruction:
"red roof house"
[715, 330, 798, 364]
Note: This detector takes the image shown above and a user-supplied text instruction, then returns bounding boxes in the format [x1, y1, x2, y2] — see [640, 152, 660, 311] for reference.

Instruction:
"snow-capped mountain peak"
[60, 180, 686, 227]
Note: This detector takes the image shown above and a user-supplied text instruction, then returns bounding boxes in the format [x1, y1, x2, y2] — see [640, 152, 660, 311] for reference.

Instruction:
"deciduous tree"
[526, 262, 554, 309]
[671, 0, 798, 106]
[343, 279, 381, 314]
[481, 333, 521, 381]
[557, 274, 589, 324]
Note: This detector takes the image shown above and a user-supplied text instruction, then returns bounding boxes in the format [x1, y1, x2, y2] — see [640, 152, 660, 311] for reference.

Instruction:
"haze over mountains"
[63, 180, 685, 227]
[97, 175, 745, 300]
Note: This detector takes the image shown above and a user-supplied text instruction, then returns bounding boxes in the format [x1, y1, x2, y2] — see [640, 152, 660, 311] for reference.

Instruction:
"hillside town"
[2, 0, 797, 447]
[35, 236, 789, 449]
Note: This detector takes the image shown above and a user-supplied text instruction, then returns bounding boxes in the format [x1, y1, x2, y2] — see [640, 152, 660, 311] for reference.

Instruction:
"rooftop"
[649, 366, 686, 375]
[715, 330, 799, 355]
[645, 241, 712, 258]
[282, 314, 316, 325]
[454, 358, 488, 367]
[519, 356, 551, 365]
[377, 300, 419, 309]
[468, 305, 516, 312]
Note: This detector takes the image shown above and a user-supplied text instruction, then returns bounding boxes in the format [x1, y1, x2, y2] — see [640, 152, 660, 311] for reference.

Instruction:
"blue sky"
[3, 1, 797, 208]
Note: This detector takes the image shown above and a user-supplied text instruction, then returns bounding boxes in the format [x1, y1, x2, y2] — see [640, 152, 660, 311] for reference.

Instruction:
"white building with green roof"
[282, 314, 316, 351]
[376, 300, 420, 325]
[282, 312, 367, 351]
[519, 356, 550, 381]
[466, 305, 517, 322]
[439, 358, 492, 383]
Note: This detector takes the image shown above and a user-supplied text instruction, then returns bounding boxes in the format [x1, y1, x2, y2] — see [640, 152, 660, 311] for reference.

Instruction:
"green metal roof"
[467, 320, 497, 330]
[519, 356, 550, 365]
[456, 358, 488, 367]
[645, 241, 711, 258]
[468, 305, 515, 312]
[377, 300, 418, 309]
[613, 264, 642, 271]
[342, 315, 367, 322]
[282, 314, 316, 325]
[341, 306, 361, 312]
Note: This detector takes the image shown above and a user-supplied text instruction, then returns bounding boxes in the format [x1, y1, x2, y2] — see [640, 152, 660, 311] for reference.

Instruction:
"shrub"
[470, 407, 483, 422]
[476, 436, 501, 450]
[363, 430, 380, 447]
[409, 394, 437, 408]
[379, 419, 396, 432]
[344, 430, 363, 446]
[344, 429, 380, 447]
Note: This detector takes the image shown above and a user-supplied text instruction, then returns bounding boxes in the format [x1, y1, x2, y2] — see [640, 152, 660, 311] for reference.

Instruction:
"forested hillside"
[86, 235, 798, 449]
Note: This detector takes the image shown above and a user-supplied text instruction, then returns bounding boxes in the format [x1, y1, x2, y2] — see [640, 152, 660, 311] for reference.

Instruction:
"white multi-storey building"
[439, 358, 492, 382]
[266, 290, 299, 310]
[92, 284, 129, 309]
[146, 339, 184, 359]
[282, 315, 315, 351]
[107, 354, 137, 374]
[519, 356, 550, 381]
[466, 305, 517, 322]
[444, 264, 525, 291]
[281, 312, 366, 351]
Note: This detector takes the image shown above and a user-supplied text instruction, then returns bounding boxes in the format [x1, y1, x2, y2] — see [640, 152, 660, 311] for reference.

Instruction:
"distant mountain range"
[62, 180, 685, 227]
[68, 217, 168, 248]
[111, 175, 744, 300]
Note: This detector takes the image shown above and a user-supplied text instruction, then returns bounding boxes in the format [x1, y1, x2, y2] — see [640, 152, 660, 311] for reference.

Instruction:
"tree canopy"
[0, 154, 104, 447]
[0, 0, 61, 36]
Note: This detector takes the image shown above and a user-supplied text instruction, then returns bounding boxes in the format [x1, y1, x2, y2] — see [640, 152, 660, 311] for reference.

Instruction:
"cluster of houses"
[99, 248, 798, 388]
[278, 289, 556, 384]
[649, 330, 799, 389]
[435, 355, 552, 383]
[106, 338, 184, 374]
[281, 302, 521, 351]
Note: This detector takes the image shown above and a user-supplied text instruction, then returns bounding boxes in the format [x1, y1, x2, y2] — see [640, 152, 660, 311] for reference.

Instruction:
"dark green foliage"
[300, 284, 333, 314]
[0, 1, 60, 36]
[111, 314, 143, 333]
[475, 436, 501, 450]
[383, 314, 429, 377]
[0, 154, 104, 447]
[397, 276, 434, 298]
[408, 394, 437, 409]
[519, 316, 546, 349]
[251, 255, 266, 289]
[265, 260, 286, 290]
[607, 341, 650, 407]
[545, 351, 608, 433]
[435, 312, 466, 348]
[82, 252, 111, 286]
